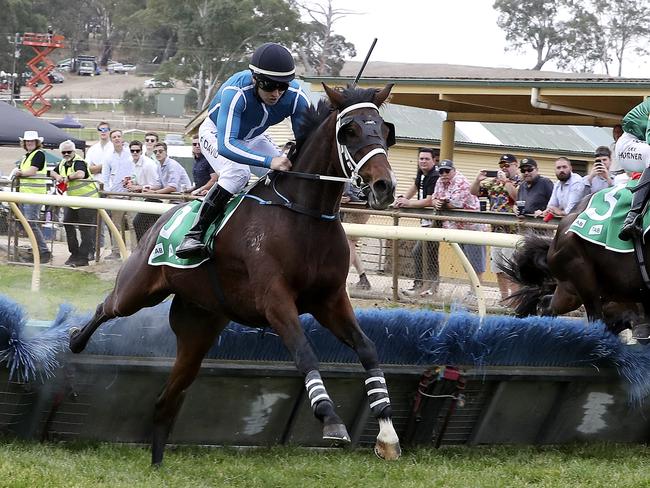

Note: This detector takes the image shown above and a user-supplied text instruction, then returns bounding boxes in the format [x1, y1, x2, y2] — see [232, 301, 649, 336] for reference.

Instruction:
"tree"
[494, 0, 581, 70]
[589, 0, 650, 76]
[296, 0, 357, 76]
[147, 0, 304, 109]
[494, 0, 650, 74]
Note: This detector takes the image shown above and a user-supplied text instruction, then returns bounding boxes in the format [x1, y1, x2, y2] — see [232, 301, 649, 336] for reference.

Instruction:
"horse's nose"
[371, 178, 395, 208]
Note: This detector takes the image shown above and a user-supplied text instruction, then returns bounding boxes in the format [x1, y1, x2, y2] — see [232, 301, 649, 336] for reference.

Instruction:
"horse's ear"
[323, 83, 345, 109]
[373, 83, 394, 107]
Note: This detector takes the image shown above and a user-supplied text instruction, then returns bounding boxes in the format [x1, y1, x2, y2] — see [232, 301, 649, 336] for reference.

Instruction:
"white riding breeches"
[198, 117, 280, 194]
[615, 131, 650, 174]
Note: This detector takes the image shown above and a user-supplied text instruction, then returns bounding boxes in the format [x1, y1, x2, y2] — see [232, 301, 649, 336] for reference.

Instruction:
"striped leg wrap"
[365, 369, 391, 416]
[305, 370, 332, 411]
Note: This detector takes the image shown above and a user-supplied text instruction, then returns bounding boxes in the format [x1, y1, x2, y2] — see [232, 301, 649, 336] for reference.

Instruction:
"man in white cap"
[15, 130, 51, 263]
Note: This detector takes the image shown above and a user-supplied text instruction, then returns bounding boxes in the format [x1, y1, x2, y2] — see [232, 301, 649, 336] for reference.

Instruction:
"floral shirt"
[433, 171, 487, 231]
[479, 175, 522, 233]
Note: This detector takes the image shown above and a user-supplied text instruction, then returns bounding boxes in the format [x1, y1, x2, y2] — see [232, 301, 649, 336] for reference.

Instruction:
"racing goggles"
[256, 77, 289, 93]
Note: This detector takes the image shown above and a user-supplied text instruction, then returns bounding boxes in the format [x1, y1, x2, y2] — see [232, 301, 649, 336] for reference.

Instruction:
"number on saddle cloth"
[567, 181, 649, 251]
[148, 195, 245, 269]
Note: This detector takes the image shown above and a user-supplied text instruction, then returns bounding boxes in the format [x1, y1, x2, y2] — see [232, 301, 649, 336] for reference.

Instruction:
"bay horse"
[500, 196, 649, 335]
[69, 83, 402, 464]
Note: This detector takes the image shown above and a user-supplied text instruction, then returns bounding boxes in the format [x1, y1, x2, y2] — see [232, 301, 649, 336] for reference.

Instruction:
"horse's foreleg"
[311, 290, 401, 461]
[69, 302, 110, 353]
[265, 297, 350, 444]
[151, 297, 226, 466]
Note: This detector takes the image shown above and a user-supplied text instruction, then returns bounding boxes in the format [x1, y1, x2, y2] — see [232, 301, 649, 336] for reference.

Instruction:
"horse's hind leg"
[69, 301, 111, 353]
[311, 289, 401, 461]
[151, 296, 227, 466]
[69, 257, 170, 353]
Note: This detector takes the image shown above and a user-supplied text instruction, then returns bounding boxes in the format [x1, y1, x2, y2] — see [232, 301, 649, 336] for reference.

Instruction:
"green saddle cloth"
[567, 179, 650, 252]
[148, 194, 245, 268]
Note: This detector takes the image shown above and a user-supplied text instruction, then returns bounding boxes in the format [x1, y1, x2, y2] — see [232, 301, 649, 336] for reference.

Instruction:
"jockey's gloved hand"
[270, 156, 292, 172]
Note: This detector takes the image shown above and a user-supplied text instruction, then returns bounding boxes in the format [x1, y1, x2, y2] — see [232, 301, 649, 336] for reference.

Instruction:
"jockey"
[176, 42, 311, 258]
[617, 99, 650, 241]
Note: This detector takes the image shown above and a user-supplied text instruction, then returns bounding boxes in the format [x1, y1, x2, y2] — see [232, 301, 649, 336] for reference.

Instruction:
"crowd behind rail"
[0, 121, 625, 309]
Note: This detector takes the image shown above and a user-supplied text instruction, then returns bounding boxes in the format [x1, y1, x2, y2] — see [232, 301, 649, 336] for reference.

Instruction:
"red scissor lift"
[21, 32, 65, 116]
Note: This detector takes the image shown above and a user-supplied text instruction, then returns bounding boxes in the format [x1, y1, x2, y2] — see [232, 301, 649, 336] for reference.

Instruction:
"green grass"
[0, 264, 113, 319]
[0, 441, 648, 487]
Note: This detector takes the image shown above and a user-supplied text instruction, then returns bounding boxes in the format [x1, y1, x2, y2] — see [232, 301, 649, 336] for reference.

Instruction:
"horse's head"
[323, 83, 397, 209]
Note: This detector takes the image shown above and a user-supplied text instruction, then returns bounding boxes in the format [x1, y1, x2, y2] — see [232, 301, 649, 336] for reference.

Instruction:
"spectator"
[470, 153, 521, 300]
[50, 140, 98, 267]
[583, 146, 613, 195]
[101, 129, 136, 258]
[517, 157, 553, 214]
[86, 121, 113, 185]
[149, 142, 192, 194]
[14, 130, 51, 263]
[394, 147, 441, 297]
[431, 160, 486, 284]
[190, 135, 218, 196]
[538, 157, 585, 219]
[85, 121, 113, 251]
[124, 140, 161, 193]
[143, 132, 159, 159]
[341, 182, 371, 290]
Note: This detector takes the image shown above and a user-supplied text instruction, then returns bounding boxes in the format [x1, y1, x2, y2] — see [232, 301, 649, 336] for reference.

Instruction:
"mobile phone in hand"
[484, 170, 498, 178]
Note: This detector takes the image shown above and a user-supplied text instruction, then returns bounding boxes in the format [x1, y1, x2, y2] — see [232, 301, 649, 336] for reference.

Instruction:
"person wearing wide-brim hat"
[15, 130, 52, 263]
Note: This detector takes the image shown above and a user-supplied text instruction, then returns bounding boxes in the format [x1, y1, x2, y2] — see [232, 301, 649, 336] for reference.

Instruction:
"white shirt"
[85, 140, 113, 184]
[548, 172, 584, 214]
[102, 146, 135, 193]
[133, 155, 162, 187]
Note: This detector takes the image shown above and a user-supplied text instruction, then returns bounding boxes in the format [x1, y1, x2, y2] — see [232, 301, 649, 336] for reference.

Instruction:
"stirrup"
[619, 214, 642, 241]
[176, 236, 206, 258]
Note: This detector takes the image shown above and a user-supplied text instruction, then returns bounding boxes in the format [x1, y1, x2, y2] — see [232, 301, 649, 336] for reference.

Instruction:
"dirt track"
[20, 72, 187, 99]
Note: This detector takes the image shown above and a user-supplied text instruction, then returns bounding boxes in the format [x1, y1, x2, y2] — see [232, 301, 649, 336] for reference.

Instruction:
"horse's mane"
[292, 85, 384, 159]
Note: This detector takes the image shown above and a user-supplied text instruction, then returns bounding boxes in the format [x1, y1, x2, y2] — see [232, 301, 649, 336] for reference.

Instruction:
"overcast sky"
[327, 0, 647, 77]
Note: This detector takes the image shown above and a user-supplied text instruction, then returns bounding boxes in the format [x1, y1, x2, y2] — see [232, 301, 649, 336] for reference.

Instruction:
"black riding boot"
[619, 167, 650, 241]
[176, 185, 233, 258]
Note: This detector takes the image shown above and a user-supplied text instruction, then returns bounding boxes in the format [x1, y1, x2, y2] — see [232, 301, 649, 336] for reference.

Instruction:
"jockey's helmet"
[249, 43, 295, 83]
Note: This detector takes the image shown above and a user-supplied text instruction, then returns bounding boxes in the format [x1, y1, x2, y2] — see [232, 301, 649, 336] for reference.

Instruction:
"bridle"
[279, 102, 395, 188]
[247, 101, 395, 220]
[335, 102, 394, 184]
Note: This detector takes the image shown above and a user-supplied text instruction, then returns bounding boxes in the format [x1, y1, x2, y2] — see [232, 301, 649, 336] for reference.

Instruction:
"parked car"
[144, 78, 173, 88]
[56, 58, 72, 71]
[48, 71, 64, 83]
[164, 133, 185, 146]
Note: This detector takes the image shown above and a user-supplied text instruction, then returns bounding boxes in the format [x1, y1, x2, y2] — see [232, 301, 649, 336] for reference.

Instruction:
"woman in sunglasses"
[177, 42, 311, 259]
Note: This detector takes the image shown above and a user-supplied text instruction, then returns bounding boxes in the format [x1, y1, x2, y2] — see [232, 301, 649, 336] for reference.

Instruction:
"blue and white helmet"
[249, 43, 295, 83]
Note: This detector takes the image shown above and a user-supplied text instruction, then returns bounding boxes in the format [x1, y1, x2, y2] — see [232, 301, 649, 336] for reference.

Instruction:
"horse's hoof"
[632, 323, 650, 345]
[323, 423, 351, 445]
[374, 440, 401, 461]
[68, 328, 85, 354]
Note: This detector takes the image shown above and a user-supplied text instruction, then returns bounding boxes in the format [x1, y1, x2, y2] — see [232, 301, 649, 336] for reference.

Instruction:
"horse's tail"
[497, 234, 557, 317]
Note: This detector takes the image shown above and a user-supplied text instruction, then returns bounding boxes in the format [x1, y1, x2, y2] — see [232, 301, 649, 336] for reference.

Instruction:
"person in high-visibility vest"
[15, 130, 51, 263]
[51, 140, 99, 267]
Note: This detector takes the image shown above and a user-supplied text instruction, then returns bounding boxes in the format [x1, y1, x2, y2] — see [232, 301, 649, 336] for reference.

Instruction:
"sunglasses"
[498, 162, 511, 168]
[145, 138, 157, 143]
[257, 78, 289, 92]
[192, 142, 200, 147]
[521, 166, 535, 173]
[439, 168, 452, 174]
[153, 149, 165, 154]
[98, 127, 110, 132]
[61, 150, 74, 155]
[130, 148, 142, 153]
[595, 158, 607, 163]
